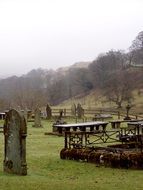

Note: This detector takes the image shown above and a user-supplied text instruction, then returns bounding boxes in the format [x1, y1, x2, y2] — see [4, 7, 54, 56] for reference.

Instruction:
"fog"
[0, 0, 143, 77]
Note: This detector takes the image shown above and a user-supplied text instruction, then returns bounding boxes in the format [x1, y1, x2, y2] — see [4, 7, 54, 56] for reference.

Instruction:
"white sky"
[0, 0, 143, 77]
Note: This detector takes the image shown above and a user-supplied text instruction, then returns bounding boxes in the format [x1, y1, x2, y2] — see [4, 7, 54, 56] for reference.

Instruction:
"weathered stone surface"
[33, 107, 43, 127]
[46, 104, 52, 119]
[3, 109, 27, 175]
[71, 103, 76, 116]
[76, 103, 84, 118]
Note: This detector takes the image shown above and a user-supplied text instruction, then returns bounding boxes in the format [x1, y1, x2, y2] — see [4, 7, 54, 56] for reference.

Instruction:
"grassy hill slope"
[58, 89, 143, 114]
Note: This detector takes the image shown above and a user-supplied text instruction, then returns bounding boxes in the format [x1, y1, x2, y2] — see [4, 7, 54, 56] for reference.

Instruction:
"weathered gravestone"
[76, 103, 84, 118]
[46, 104, 52, 119]
[71, 103, 76, 116]
[33, 107, 43, 127]
[3, 109, 27, 175]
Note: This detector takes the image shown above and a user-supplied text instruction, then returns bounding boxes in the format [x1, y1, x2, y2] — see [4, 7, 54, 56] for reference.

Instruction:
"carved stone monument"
[4, 109, 27, 175]
[46, 104, 52, 119]
[33, 107, 43, 127]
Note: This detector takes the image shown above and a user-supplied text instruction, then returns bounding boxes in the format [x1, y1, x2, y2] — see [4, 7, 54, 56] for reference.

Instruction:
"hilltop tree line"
[0, 31, 143, 110]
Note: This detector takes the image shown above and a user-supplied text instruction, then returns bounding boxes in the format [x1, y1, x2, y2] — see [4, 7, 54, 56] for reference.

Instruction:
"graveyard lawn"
[0, 120, 143, 190]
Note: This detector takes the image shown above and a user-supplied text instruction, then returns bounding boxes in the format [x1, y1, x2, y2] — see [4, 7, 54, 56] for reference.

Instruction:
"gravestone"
[33, 107, 43, 127]
[77, 103, 84, 118]
[46, 104, 52, 119]
[71, 103, 76, 116]
[3, 109, 27, 175]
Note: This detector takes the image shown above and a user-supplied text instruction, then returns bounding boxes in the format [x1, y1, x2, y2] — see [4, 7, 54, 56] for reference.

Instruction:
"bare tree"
[89, 50, 134, 108]
[130, 31, 143, 50]
[104, 70, 134, 108]
[129, 31, 143, 66]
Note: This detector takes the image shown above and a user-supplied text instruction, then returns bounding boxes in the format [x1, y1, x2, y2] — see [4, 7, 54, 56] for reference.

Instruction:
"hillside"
[71, 61, 91, 68]
[0, 30, 143, 111]
[58, 89, 143, 114]
[56, 61, 91, 74]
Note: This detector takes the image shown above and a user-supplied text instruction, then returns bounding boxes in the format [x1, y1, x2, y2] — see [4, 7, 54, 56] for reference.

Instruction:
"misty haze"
[0, 0, 143, 189]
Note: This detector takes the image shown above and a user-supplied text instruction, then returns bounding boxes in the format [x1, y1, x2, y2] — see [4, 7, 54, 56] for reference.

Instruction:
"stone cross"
[3, 109, 27, 175]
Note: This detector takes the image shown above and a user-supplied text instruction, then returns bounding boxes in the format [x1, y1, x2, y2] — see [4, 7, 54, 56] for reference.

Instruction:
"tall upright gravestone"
[46, 104, 52, 119]
[33, 107, 43, 128]
[4, 109, 27, 175]
[71, 103, 76, 116]
[77, 103, 84, 118]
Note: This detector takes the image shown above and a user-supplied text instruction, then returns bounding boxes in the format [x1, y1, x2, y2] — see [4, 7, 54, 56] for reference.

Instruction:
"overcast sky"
[0, 0, 143, 77]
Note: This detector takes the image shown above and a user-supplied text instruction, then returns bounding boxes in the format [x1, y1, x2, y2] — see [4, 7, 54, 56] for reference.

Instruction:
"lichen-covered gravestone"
[3, 109, 27, 175]
[33, 107, 43, 127]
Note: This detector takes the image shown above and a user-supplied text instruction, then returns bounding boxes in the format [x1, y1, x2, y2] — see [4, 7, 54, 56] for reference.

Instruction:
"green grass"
[0, 119, 143, 190]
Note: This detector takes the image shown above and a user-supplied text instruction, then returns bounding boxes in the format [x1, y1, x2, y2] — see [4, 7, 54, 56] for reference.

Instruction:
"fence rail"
[50, 108, 143, 120]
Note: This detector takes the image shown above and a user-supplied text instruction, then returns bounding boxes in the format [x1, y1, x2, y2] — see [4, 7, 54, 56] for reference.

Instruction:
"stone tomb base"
[60, 144, 143, 169]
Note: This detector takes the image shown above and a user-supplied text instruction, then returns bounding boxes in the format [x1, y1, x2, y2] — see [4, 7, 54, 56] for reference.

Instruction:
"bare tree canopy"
[130, 31, 143, 50]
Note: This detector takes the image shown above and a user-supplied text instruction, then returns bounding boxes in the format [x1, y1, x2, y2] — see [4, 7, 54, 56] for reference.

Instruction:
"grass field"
[0, 119, 143, 190]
